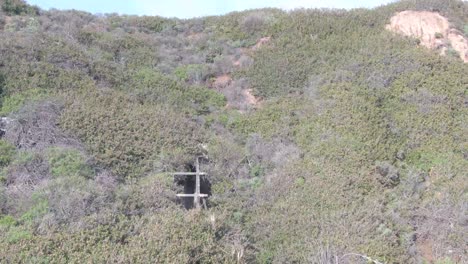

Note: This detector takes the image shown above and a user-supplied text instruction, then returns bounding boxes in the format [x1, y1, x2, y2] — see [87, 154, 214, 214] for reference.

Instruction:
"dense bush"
[4, 102, 79, 150]
[174, 64, 212, 84]
[46, 147, 93, 179]
[1, 0, 38, 16]
[0, 88, 48, 115]
[60, 89, 208, 178]
[0, 139, 14, 168]
[0, 0, 466, 263]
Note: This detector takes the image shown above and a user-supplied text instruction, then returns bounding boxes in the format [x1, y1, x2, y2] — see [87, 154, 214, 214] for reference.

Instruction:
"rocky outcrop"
[0, 117, 14, 138]
[386, 11, 468, 63]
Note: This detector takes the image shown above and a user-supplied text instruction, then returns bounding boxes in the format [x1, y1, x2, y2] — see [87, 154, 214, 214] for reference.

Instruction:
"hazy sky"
[27, 0, 397, 18]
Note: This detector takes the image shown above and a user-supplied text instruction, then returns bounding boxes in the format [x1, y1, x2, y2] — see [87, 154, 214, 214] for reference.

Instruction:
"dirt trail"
[386, 11, 468, 63]
[210, 36, 271, 110]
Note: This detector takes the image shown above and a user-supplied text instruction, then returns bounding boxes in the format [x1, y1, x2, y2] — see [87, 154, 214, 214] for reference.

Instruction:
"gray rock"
[0, 117, 13, 137]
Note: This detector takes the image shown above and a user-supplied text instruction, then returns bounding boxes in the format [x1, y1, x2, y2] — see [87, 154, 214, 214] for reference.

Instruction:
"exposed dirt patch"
[252, 36, 271, 51]
[222, 79, 262, 112]
[416, 237, 435, 263]
[231, 37, 271, 68]
[242, 89, 260, 106]
[386, 11, 449, 49]
[386, 11, 468, 62]
[211, 37, 271, 110]
[2, 16, 12, 30]
[447, 30, 468, 62]
[221, 80, 261, 112]
[207, 37, 270, 111]
[4, 16, 12, 24]
[211, 74, 232, 90]
[209, 75, 260, 111]
[233, 59, 241, 67]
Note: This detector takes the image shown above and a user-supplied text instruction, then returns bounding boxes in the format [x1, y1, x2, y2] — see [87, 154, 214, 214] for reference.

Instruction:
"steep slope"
[386, 10, 468, 62]
[0, 0, 467, 263]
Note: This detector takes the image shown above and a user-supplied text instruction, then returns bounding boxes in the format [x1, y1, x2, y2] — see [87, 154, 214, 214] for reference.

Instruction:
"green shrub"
[9, 151, 32, 166]
[46, 147, 93, 179]
[5, 226, 32, 244]
[108, 15, 173, 33]
[77, 29, 102, 46]
[435, 258, 457, 264]
[0, 215, 16, 228]
[126, 68, 188, 107]
[249, 164, 264, 178]
[20, 192, 48, 225]
[124, 69, 225, 114]
[1, 0, 38, 16]
[174, 64, 211, 84]
[60, 90, 206, 178]
[446, 47, 460, 59]
[0, 140, 15, 167]
[0, 1, 466, 262]
[0, 73, 5, 100]
[0, 88, 47, 116]
[257, 249, 274, 264]
[434, 32, 444, 39]
[185, 86, 226, 114]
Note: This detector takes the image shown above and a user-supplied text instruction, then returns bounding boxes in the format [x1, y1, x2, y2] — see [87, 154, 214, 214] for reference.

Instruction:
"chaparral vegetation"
[0, 0, 467, 263]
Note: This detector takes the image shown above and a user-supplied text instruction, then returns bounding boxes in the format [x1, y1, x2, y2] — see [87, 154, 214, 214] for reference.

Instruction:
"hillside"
[0, 0, 467, 263]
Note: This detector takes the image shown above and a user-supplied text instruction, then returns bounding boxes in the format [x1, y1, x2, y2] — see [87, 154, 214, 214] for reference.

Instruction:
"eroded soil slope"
[387, 11, 468, 62]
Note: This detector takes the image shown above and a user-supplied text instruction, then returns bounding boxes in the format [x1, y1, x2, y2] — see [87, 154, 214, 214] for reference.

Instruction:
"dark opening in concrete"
[0, 119, 6, 138]
[174, 163, 211, 210]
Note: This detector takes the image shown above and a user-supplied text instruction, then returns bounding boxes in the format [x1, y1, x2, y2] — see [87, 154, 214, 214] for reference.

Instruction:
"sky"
[26, 0, 397, 19]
